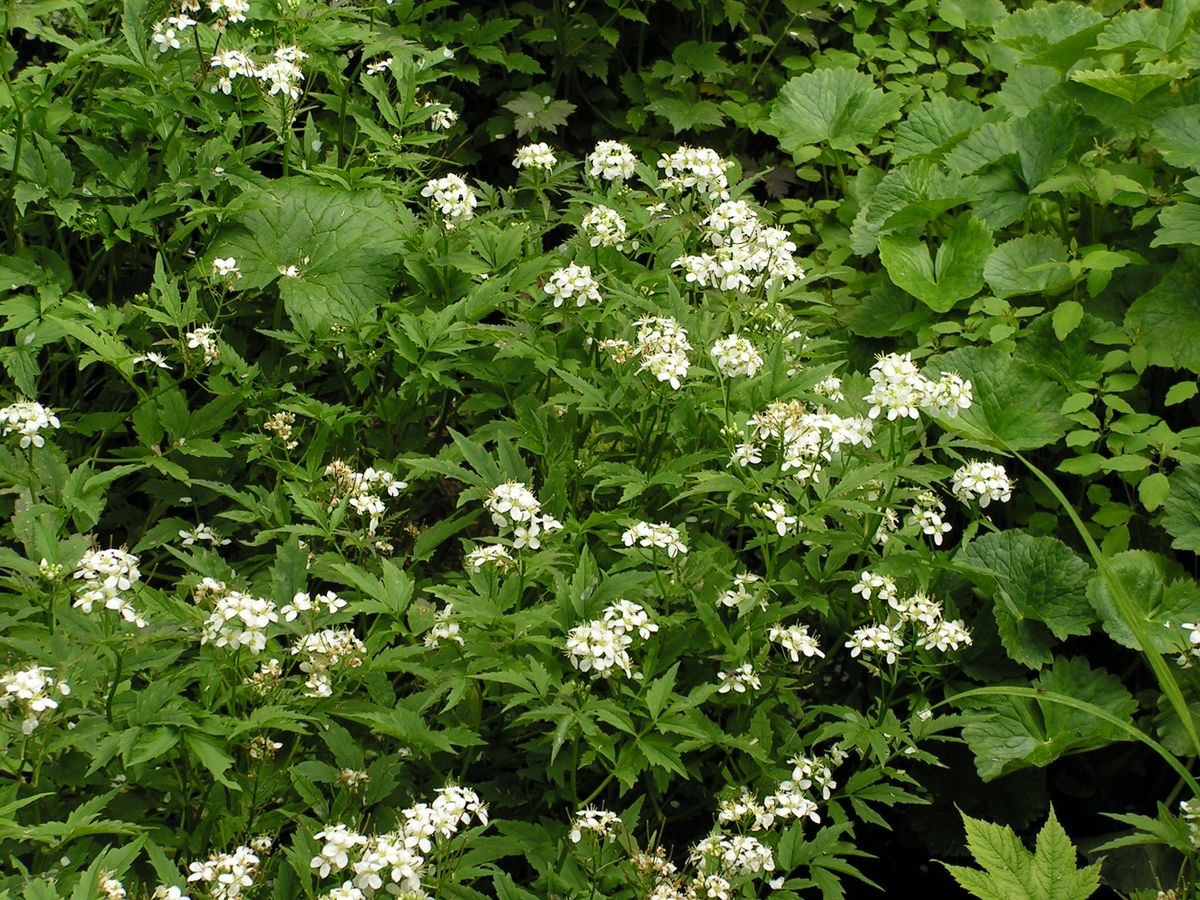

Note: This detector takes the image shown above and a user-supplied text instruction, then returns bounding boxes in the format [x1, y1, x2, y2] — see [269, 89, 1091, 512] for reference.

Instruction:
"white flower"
[565, 620, 634, 678]
[544, 263, 601, 308]
[911, 492, 952, 546]
[212, 257, 240, 278]
[587, 140, 636, 181]
[0, 399, 61, 449]
[657, 146, 733, 200]
[603, 599, 658, 640]
[716, 663, 760, 694]
[485, 481, 541, 526]
[850, 570, 897, 603]
[421, 173, 477, 228]
[845, 623, 902, 665]
[424, 603, 464, 648]
[918, 618, 973, 652]
[580, 205, 627, 248]
[769, 623, 824, 661]
[465, 543, 515, 573]
[425, 103, 458, 130]
[710, 333, 763, 378]
[951, 460, 1013, 507]
[310, 824, 367, 878]
[568, 807, 622, 842]
[187, 845, 260, 899]
[178, 523, 230, 547]
[73, 547, 145, 627]
[514, 142, 557, 171]
[755, 498, 798, 536]
[621, 521, 687, 557]
[0, 664, 70, 734]
[186, 325, 220, 364]
[200, 588, 279, 654]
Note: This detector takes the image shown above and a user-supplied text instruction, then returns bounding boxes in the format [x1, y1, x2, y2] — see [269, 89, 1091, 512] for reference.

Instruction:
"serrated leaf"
[984, 234, 1074, 299]
[958, 656, 1137, 780]
[647, 95, 725, 133]
[928, 345, 1071, 450]
[210, 179, 407, 333]
[850, 160, 970, 255]
[503, 91, 576, 137]
[992, 3, 1106, 72]
[892, 96, 987, 163]
[770, 68, 903, 154]
[1151, 105, 1200, 171]
[1163, 464, 1200, 552]
[879, 214, 993, 311]
[1152, 200, 1200, 247]
[1071, 63, 1185, 104]
[957, 530, 1094, 668]
[1125, 249, 1200, 374]
[1087, 550, 1200, 652]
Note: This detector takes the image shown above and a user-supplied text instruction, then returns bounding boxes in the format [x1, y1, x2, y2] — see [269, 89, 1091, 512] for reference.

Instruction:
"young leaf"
[879, 213, 993, 311]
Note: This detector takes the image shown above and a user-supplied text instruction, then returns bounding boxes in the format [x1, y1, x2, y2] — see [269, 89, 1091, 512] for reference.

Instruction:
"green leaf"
[944, 806, 1101, 900]
[1086, 550, 1200, 652]
[928, 345, 1071, 451]
[647, 94, 725, 133]
[984, 234, 1074, 299]
[211, 179, 407, 333]
[1125, 249, 1200, 374]
[1152, 200, 1200, 247]
[503, 91, 576, 137]
[958, 656, 1137, 781]
[1163, 464, 1200, 552]
[1139, 472, 1171, 512]
[1070, 63, 1185, 105]
[957, 530, 1094, 669]
[992, 2, 1105, 71]
[1051, 301, 1083, 341]
[770, 68, 903, 154]
[892, 96, 987, 164]
[879, 214, 993, 311]
[183, 732, 241, 791]
[1151, 104, 1200, 171]
[1165, 381, 1197, 405]
[850, 160, 970, 255]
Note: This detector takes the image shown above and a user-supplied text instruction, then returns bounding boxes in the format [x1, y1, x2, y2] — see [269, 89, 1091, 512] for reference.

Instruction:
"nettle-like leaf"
[1125, 248, 1200, 374]
[927, 345, 1071, 450]
[1086, 550, 1200, 653]
[956, 530, 1094, 669]
[769, 67, 903, 154]
[959, 656, 1137, 781]
[879, 213, 993, 311]
[1163, 463, 1200, 552]
[891, 96, 987, 164]
[503, 90, 576, 138]
[1152, 198, 1200, 248]
[983, 234, 1074, 299]
[1151, 105, 1200, 172]
[991, 2, 1105, 72]
[211, 179, 408, 333]
[850, 160, 971, 255]
[1069, 63, 1186, 105]
[943, 806, 1102, 900]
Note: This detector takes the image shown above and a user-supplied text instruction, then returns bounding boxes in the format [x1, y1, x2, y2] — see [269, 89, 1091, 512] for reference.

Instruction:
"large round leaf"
[879, 214, 993, 312]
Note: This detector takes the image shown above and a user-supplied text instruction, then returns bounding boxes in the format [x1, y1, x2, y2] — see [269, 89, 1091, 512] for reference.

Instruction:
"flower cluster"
[73, 547, 146, 628]
[717, 572, 763, 610]
[587, 140, 637, 181]
[198, 580, 279, 655]
[565, 600, 657, 679]
[0, 664, 70, 734]
[951, 460, 1014, 507]
[179, 523, 231, 547]
[293, 628, 366, 698]
[633, 316, 692, 389]
[672, 200, 803, 292]
[514, 142, 557, 171]
[185, 325, 221, 365]
[0, 399, 60, 449]
[325, 460, 407, 535]
[657, 146, 733, 200]
[263, 410, 298, 450]
[710, 333, 763, 378]
[420, 173, 477, 228]
[736, 398, 873, 482]
[769, 623, 824, 661]
[424, 603, 464, 648]
[910, 491, 952, 546]
[580, 205, 628, 248]
[281, 590, 347, 623]
[464, 543, 515, 574]
[716, 663, 761, 694]
[210, 46, 308, 100]
[847, 582, 972, 667]
[483, 481, 562, 549]
[308, 785, 488, 896]
[863, 352, 972, 421]
[423, 101, 457, 130]
[568, 807, 622, 842]
[1181, 798, 1200, 848]
[544, 263, 602, 308]
[621, 520, 688, 557]
[187, 845, 260, 900]
[755, 497, 800, 536]
[690, 833, 775, 875]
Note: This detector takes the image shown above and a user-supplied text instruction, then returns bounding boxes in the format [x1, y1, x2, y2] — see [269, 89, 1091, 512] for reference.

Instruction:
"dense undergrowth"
[2, 0, 1200, 897]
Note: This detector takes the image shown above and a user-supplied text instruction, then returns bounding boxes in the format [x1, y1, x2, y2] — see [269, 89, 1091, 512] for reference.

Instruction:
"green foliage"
[943, 806, 1102, 900]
